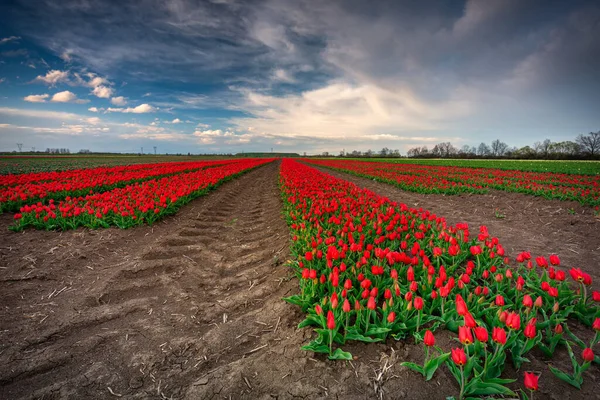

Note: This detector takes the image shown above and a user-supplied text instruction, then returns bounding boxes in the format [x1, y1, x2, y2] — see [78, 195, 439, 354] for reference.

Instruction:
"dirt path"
[1, 161, 598, 399]
[311, 164, 600, 282]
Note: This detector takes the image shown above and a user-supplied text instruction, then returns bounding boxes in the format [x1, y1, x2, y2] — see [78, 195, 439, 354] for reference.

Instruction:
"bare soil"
[0, 161, 598, 400]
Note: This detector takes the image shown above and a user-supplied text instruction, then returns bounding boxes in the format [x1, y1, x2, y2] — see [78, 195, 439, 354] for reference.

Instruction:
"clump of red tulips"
[281, 159, 599, 397]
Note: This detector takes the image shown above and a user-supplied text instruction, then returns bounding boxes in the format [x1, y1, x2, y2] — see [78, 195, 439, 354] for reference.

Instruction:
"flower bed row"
[280, 159, 599, 398]
[304, 159, 600, 206]
[0, 159, 238, 213]
[12, 158, 273, 231]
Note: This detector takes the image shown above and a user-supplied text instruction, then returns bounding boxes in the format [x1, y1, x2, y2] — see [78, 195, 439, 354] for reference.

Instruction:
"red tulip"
[492, 327, 507, 345]
[470, 246, 482, 256]
[367, 296, 376, 310]
[305, 251, 313, 261]
[582, 348, 594, 362]
[534, 296, 543, 308]
[524, 319, 537, 339]
[387, 312, 396, 323]
[506, 312, 521, 330]
[315, 304, 323, 316]
[451, 347, 467, 366]
[495, 295, 505, 307]
[535, 256, 548, 268]
[549, 254, 560, 266]
[554, 324, 563, 334]
[407, 266, 415, 281]
[327, 310, 336, 330]
[474, 327, 488, 342]
[592, 291, 600, 302]
[455, 294, 468, 316]
[522, 294, 533, 308]
[424, 330, 435, 346]
[463, 312, 477, 328]
[342, 299, 351, 313]
[414, 296, 424, 310]
[593, 318, 600, 331]
[524, 372, 539, 391]
[458, 326, 473, 345]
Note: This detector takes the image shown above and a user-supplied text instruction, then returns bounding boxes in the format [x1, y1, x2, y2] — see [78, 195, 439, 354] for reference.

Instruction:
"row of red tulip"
[12, 158, 273, 231]
[280, 159, 599, 398]
[303, 158, 600, 206]
[0, 159, 239, 213]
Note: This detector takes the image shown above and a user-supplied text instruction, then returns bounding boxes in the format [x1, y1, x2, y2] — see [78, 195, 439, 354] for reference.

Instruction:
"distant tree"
[533, 139, 552, 157]
[351, 150, 362, 157]
[392, 149, 401, 157]
[322, 151, 329, 157]
[380, 147, 390, 157]
[477, 142, 491, 156]
[459, 145, 475, 156]
[365, 149, 373, 157]
[549, 141, 580, 156]
[576, 131, 600, 156]
[513, 146, 536, 158]
[491, 139, 509, 156]
[420, 146, 429, 156]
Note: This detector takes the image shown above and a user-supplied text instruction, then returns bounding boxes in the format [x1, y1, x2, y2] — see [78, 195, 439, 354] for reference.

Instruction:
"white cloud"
[33, 70, 69, 86]
[0, 36, 21, 45]
[0, 107, 85, 120]
[92, 85, 113, 98]
[273, 68, 295, 83]
[0, 78, 5, 84]
[87, 117, 101, 125]
[51, 90, 89, 104]
[24, 94, 50, 103]
[110, 96, 127, 106]
[88, 107, 99, 112]
[164, 118, 182, 124]
[229, 83, 470, 144]
[106, 103, 157, 113]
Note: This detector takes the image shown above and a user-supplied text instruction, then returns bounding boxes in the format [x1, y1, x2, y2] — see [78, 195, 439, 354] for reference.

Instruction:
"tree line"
[338, 131, 600, 159]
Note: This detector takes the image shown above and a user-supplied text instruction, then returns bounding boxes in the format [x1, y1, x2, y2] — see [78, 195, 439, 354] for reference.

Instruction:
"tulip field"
[305, 158, 600, 207]
[1, 156, 599, 399]
[7, 158, 272, 230]
[281, 159, 599, 399]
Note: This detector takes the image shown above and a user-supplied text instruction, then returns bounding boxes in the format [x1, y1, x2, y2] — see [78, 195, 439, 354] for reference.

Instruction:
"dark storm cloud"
[1, 0, 599, 153]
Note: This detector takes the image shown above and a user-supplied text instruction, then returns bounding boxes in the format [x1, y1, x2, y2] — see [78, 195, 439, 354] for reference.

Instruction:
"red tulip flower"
[522, 294, 533, 308]
[451, 347, 467, 366]
[524, 372, 539, 391]
[424, 330, 435, 346]
[342, 299, 351, 313]
[492, 327, 507, 345]
[387, 312, 396, 323]
[582, 348, 594, 362]
[524, 319, 537, 339]
[455, 294, 468, 316]
[458, 326, 473, 345]
[367, 296, 377, 310]
[463, 312, 477, 328]
[414, 296, 424, 310]
[495, 295, 505, 307]
[549, 254, 560, 266]
[474, 326, 488, 342]
[592, 318, 600, 331]
[506, 312, 521, 330]
[326, 310, 335, 330]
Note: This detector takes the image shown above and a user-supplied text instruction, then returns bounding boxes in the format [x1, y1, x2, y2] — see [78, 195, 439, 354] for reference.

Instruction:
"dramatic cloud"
[110, 96, 127, 105]
[1, 0, 599, 153]
[23, 94, 49, 103]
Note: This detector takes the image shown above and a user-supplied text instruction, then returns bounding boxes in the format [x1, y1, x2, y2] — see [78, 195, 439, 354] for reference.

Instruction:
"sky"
[0, 0, 599, 155]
